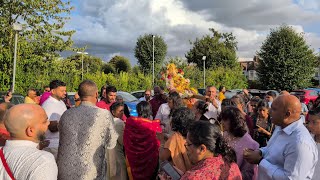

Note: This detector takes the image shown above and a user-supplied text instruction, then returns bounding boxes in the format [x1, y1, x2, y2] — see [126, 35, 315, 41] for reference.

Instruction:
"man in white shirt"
[244, 95, 318, 179]
[204, 86, 221, 121]
[0, 104, 57, 180]
[41, 80, 67, 159]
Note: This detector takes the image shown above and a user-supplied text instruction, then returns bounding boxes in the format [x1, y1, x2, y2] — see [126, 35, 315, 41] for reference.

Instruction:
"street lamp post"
[77, 51, 88, 81]
[12, 23, 23, 93]
[152, 35, 155, 86]
[202, 56, 206, 89]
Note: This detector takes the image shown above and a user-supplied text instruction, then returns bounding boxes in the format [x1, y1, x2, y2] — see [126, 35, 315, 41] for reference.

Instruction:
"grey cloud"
[65, 0, 320, 65]
[180, 0, 320, 30]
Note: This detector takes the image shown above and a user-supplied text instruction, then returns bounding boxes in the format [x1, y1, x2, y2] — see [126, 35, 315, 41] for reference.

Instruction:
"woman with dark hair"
[221, 99, 233, 111]
[124, 101, 162, 180]
[109, 102, 127, 179]
[307, 106, 320, 180]
[192, 100, 209, 121]
[247, 96, 261, 118]
[162, 121, 242, 179]
[158, 107, 194, 173]
[155, 91, 184, 134]
[100, 85, 107, 100]
[230, 95, 254, 137]
[253, 100, 274, 147]
[219, 106, 259, 180]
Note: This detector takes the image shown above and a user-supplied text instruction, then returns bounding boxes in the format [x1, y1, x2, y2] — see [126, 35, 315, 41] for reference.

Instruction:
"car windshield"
[0, 93, 24, 104]
[117, 92, 138, 102]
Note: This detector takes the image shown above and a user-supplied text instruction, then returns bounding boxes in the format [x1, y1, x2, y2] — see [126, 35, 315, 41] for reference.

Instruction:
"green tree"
[257, 25, 317, 90]
[0, 0, 75, 92]
[186, 28, 238, 69]
[134, 34, 167, 73]
[67, 54, 104, 73]
[109, 55, 131, 72]
[102, 63, 116, 74]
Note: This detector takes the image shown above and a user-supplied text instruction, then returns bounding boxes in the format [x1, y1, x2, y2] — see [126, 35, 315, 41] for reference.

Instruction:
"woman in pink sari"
[124, 101, 162, 180]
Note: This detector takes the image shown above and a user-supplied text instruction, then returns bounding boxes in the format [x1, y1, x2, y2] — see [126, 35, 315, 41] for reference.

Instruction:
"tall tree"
[0, 0, 75, 91]
[102, 63, 116, 74]
[257, 25, 317, 90]
[109, 55, 131, 73]
[67, 54, 104, 73]
[134, 34, 167, 73]
[186, 28, 238, 69]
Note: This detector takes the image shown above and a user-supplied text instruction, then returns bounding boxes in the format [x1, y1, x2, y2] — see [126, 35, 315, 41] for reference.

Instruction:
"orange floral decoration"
[161, 63, 198, 98]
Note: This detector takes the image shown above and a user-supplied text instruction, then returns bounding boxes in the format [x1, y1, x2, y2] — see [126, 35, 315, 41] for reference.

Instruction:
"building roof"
[238, 57, 253, 62]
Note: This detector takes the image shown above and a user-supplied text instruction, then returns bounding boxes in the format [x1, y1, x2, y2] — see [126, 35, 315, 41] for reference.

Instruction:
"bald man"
[0, 104, 57, 180]
[57, 80, 118, 179]
[244, 95, 318, 180]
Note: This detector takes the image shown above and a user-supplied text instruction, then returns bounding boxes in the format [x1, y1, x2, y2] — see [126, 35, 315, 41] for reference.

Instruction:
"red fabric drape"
[124, 116, 162, 180]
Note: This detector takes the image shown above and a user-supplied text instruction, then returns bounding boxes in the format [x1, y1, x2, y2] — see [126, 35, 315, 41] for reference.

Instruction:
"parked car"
[305, 88, 320, 95]
[0, 92, 25, 105]
[225, 89, 243, 99]
[197, 88, 206, 96]
[117, 91, 139, 117]
[290, 89, 318, 109]
[131, 90, 154, 99]
[248, 89, 268, 99]
[248, 89, 279, 99]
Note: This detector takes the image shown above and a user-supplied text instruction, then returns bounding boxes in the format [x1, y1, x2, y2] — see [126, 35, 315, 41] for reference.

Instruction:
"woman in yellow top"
[158, 107, 195, 173]
[218, 86, 226, 102]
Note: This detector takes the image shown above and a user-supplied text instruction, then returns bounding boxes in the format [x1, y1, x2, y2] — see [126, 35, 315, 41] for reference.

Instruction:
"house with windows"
[238, 56, 259, 81]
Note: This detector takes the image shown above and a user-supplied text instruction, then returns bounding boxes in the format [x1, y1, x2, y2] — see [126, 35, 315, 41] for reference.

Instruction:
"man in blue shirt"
[244, 95, 318, 179]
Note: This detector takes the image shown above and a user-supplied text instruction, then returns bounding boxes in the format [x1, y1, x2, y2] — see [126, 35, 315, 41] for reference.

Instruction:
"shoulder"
[287, 124, 317, 152]
[114, 118, 125, 126]
[96, 100, 107, 107]
[37, 150, 57, 165]
[160, 103, 169, 109]
[41, 98, 53, 108]
[241, 133, 259, 148]
[228, 162, 242, 178]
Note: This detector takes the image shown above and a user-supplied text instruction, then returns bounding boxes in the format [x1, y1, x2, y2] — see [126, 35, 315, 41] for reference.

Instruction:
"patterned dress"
[181, 155, 242, 180]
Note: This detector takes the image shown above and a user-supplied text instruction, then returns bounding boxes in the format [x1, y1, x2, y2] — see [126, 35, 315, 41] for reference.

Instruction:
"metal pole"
[152, 35, 155, 86]
[203, 58, 205, 89]
[87, 64, 89, 74]
[12, 31, 18, 93]
[318, 48, 320, 86]
[81, 53, 84, 81]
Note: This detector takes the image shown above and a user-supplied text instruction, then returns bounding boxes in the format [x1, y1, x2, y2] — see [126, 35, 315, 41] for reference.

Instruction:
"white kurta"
[0, 140, 57, 180]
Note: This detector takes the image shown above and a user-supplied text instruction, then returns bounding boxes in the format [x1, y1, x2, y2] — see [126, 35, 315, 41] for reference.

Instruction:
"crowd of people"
[0, 79, 319, 180]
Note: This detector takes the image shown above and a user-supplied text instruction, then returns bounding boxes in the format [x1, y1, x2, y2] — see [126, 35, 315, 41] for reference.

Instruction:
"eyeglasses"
[145, 94, 151, 96]
[184, 142, 193, 148]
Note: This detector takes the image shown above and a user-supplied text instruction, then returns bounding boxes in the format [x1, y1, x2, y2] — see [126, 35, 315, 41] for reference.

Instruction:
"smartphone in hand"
[7, 85, 13, 96]
[160, 161, 181, 180]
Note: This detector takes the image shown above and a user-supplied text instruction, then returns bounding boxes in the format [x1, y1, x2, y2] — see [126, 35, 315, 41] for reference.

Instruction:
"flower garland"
[160, 63, 198, 98]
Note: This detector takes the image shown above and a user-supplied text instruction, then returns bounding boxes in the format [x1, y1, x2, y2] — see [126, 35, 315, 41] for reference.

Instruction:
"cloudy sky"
[66, 0, 320, 64]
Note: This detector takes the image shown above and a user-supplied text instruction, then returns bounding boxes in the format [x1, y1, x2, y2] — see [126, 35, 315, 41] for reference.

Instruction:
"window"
[248, 70, 257, 80]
